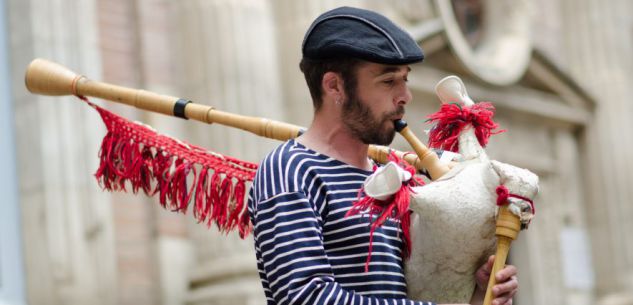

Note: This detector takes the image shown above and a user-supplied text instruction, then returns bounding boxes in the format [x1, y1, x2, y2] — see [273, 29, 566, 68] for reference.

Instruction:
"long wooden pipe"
[25, 58, 447, 178]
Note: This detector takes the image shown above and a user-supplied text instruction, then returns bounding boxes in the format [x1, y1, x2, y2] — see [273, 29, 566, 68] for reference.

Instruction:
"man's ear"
[322, 71, 344, 101]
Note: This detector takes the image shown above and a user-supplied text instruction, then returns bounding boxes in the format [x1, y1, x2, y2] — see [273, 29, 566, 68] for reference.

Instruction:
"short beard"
[342, 90, 404, 146]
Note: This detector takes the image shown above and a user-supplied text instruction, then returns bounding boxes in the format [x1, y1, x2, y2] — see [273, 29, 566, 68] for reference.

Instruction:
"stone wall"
[9, 0, 116, 304]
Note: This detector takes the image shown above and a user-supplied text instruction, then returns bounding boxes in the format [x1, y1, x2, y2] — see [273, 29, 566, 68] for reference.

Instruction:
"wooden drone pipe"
[25, 58, 303, 142]
[483, 205, 521, 305]
[25, 58, 436, 173]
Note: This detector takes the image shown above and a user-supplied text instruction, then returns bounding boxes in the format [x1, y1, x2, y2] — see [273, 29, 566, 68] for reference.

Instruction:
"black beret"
[302, 6, 424, 65]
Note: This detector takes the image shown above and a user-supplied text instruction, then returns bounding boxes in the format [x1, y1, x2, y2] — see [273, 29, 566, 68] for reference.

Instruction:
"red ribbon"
[495, 185, 535, 215]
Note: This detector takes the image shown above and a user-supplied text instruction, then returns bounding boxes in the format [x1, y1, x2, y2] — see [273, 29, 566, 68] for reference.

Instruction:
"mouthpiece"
[394, 119, 408, 132]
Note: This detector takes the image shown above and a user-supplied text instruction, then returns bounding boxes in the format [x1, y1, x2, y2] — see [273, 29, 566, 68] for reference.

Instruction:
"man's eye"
[383, 79, 394, 85]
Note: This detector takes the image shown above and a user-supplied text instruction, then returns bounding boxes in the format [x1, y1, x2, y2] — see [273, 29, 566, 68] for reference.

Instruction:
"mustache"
[384, 106, 405, 119]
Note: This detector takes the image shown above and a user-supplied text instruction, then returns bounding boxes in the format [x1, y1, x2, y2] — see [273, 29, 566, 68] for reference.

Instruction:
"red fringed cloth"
[81, 97, 257, 238]
[427, 102, 505, 152]
[346, 152, 425, 272]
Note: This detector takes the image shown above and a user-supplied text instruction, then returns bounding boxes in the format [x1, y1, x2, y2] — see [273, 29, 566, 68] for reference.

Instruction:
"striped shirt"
[248, 139, 435, 305]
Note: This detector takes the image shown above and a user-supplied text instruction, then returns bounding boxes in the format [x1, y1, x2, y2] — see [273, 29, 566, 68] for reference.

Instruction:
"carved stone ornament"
[435, 0, 534, 85]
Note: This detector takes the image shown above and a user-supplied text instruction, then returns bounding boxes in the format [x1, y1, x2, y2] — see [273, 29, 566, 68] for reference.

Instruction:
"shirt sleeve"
[252, 191, 436, 305]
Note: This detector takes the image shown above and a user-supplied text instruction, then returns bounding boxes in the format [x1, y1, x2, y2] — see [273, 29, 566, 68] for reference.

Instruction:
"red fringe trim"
[346, 152, 423, 272]
[84, 97, 257, 238]
[426, 102, 505, 152]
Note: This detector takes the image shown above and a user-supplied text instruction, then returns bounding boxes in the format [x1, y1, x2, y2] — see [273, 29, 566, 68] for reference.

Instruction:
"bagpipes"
[25, 58, 538, 304]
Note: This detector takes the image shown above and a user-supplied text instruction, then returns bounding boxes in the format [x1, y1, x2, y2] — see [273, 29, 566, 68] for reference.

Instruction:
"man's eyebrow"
[376, 66, 411, 75]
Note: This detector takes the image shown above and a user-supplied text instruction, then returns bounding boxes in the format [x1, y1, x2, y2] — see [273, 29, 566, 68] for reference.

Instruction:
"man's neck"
[296, 113, 372, 171]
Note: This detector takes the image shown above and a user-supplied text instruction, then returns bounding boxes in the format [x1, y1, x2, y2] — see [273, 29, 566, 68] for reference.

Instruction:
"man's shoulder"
[253, 140, 326, 195]
[259, 140, 326, 171]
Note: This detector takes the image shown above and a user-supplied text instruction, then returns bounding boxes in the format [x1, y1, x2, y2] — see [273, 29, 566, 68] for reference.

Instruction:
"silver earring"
[335, 99, 341, 105]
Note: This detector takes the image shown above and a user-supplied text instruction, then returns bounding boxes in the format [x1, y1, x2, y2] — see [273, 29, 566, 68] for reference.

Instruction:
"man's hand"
[473, 255, 518, 305]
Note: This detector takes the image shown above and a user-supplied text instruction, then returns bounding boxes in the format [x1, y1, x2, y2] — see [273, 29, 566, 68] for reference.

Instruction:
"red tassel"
[208, 176, 232, 232]
[238, 208, 252, 239]
[228, 179, 246, 231]
[206, 172, 221, 227]
[172, 160, 196, 213]
[156, 153, 174, 209]
[345, 190, 376, 218]
[95, 132, 117, 191]
[365, 230, 375, 273]
[194, 168, 209, 223]
[132, 146, 154, 195]
[217, 177, 233, 231]
[427, 102, 504, 152]
[392, 185, 412, 259]
[83, 97, 258, 238]
[346, 152, 421, 271]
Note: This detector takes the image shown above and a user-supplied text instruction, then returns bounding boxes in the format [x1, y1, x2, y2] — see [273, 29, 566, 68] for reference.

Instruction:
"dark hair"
[299, 57, 363, 111]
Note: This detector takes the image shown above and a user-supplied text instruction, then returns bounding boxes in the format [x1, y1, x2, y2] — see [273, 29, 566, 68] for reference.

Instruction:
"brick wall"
[96, 0, 160, 304]
[96, 0, 192, 304]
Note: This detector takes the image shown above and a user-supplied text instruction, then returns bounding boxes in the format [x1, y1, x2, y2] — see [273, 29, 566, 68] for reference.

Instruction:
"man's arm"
[252, 191, 436, 305]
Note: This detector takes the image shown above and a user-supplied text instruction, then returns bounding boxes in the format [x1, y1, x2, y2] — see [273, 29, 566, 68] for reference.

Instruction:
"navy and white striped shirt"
[248, 139, 435, 305]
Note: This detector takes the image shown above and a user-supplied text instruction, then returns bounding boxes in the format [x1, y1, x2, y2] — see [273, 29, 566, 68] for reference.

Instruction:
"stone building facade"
[1, 0, 632, 305]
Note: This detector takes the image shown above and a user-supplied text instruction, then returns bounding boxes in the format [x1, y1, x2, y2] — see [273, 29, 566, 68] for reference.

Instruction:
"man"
[247, 6, 518, 305]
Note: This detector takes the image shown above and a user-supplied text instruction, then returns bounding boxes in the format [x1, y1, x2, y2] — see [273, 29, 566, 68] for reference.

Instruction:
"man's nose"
[396, 85, 412, 106]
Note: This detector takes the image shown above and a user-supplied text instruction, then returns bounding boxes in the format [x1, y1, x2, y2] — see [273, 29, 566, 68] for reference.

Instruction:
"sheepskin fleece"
[405, 160, 499, 303]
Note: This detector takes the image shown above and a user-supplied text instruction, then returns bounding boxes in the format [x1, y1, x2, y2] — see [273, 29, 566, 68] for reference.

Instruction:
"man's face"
[342, 63, 412, 146]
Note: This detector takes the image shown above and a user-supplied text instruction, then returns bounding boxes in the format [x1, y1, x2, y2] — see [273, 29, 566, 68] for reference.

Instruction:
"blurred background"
[1, 0, 632, 304]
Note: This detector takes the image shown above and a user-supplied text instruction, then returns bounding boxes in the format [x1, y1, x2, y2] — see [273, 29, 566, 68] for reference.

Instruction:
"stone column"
[562, 0, 633, 300]
[8, 0, 117, 304]
[169, 1, 285, 304]
[556, 130, 595, 305]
